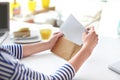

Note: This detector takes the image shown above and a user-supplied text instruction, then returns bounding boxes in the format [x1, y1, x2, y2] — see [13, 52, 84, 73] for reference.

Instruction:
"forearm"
[23, 41, 50, 57]
[68, 46, 92, 72]
[69, 28, 98, 72]
[22, 32, 63, 57]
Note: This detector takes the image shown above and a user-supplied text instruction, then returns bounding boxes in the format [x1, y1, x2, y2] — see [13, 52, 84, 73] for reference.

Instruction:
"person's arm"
[69, 27, 98, 72]
[22, 32, 63, 57]
[0, 32, 63, 59]
[0, 50, 75, 80]
[0, 27, 98, 80]
[1, 44, 23, 59]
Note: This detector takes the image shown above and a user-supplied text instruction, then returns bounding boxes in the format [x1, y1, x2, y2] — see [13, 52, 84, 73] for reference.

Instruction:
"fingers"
[53, 32, 63, 35]
[52, 32, 64, 39]
[89, 29, 98, 41]
[53, 32, 61, 35]
[83, 26, 98, 42]
[86, 26, 95, 33]
[83, 26, 95, 36]
[90, 29, 99, 45]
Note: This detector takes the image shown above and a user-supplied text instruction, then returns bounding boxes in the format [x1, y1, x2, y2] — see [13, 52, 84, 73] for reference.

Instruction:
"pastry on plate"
[13, 27, 30, 38]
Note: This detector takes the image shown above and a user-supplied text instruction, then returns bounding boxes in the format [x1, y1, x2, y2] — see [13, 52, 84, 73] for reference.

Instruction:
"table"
[3, 21, 120, 80]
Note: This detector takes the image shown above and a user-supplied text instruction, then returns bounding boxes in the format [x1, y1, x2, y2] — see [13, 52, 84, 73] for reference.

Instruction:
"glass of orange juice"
[28, 0, 36, 12]
[42, 0, 50, 8]
[40, 26, 52, 40]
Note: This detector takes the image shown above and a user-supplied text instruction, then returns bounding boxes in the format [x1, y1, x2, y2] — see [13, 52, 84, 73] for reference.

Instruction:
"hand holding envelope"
[51, 14, 86, 60]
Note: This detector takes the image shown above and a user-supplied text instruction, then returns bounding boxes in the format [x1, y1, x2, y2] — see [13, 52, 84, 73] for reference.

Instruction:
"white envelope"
[60, 14, 85, 46]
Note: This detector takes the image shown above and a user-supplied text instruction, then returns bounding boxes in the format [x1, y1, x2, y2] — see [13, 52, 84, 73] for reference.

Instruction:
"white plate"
[13, 35, 39, 40]
[11, 35, 41, 44]
[12, 37, 41, 44]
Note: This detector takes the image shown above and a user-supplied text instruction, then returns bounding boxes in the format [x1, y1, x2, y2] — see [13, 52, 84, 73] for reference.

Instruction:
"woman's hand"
[82, 26, 98, 53]
[68, 26, 98, 72]
[48, 32, 64, 49]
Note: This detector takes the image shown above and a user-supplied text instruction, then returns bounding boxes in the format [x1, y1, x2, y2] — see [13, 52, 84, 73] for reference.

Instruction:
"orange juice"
[28, 0, 36, 12]
[40, 29, 52, 40]
[42, 0, 50, 8]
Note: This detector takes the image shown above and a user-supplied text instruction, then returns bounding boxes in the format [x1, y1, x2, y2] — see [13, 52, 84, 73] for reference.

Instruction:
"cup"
[28, 0, 36, 12]
[42, 0, 50, 8]
[11, 2, 21, 16]
[40, 27, 52, 40]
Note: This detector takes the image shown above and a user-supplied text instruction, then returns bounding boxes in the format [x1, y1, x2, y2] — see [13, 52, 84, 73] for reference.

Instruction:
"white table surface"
[4, 21, 120, 80]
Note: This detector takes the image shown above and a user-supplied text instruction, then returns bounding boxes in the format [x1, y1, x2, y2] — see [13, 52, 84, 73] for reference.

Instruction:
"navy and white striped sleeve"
[1, 44, 23, 59]
[0, 51, 75, 80]
[49, 63, 75, 80]
[10, 63, 75, 80]
[0, 45, 76, 80]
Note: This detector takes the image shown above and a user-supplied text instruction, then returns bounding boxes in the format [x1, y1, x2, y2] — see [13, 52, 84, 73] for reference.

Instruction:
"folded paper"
[51, 14, 85, 60]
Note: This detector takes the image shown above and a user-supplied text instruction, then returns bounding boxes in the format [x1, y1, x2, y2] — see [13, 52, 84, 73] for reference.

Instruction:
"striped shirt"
[0, 44, 75, 80]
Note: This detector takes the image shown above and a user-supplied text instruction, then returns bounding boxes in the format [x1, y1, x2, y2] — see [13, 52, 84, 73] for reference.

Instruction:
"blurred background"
[1, 0, 120, 38]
